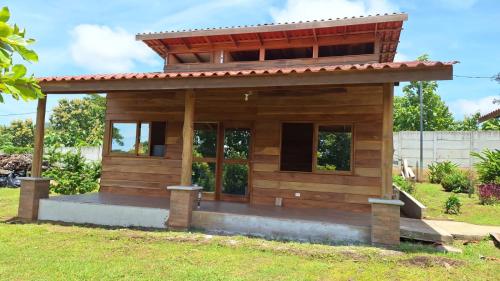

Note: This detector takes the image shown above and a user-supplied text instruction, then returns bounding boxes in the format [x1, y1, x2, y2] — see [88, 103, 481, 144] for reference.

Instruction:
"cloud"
[450, 95, 499, 119]
[70, 24, 159, 73]
[270, 0, 399, 23]
[394, 52, 410, 62]
[436, 0, 478, 10]
[152, 0, 268, 32]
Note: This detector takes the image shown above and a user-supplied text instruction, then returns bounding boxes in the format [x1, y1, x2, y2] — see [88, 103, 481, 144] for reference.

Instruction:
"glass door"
[220, 125, 251, 202]
[192, 123, 218, 200]
[192, 122, 252, 202]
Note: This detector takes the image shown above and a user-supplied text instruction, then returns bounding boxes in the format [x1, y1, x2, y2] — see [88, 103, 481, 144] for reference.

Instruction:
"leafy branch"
[0, 6, 42, 103]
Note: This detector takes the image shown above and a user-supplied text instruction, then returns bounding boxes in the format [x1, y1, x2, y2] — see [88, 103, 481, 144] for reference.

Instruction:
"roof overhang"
[136, 13, 408, 40]
[39, 61, 455, 94]
[137, 13, 408, 63]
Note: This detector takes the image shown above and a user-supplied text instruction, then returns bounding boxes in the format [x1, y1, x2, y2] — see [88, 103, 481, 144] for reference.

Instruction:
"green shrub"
[444, 194, 461, 214]
[0, 145, 33, 154]
[471, 149, 500, 185]
[393, 175, 415, 194]
[43, 148, 101, 195]
[441, 170, 473, 193]
[427, 161, 459, 184]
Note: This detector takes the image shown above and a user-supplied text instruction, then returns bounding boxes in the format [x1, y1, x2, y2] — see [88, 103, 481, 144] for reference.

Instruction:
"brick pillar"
[166, 186, 202, 230]
[368, 198, 404, 246]
[18, 177, 50, 221]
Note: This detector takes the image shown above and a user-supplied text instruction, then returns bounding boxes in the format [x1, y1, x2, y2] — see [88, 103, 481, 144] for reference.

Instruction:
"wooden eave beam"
[228, 34, 238, 47]
[282, 31, 289, 43]
[171, 53, 184, 63]
[192, 52, 203, 63]
[204, 36, 213, 47]
[312, 28, 318, 43]
[181, 38, 191, 49]
[158, 40, 170, 57]
[256, 33, 263, 46]
[163, 33, 377, 53]
[40, 66, 453, 94]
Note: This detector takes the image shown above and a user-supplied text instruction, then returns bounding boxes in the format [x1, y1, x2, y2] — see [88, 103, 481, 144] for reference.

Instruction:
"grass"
[413, 183, 500, 226]
[1, 188, 499, 280]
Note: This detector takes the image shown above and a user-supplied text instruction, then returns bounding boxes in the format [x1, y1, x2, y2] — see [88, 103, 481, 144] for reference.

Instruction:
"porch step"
[400, 218, 453, 244]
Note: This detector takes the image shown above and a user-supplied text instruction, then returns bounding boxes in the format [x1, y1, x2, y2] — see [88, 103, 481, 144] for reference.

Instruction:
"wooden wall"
[100, 84, 386, 213]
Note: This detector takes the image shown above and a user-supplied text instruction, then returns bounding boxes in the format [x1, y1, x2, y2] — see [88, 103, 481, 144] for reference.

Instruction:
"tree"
[454, 112, 480, 131]
[394, 54, 455, 131]
[0, 6, 42, 102]
[482, 118, 500, 131]
[0, 119, 34, 153]
[4, 119, 33, 147]
[43, 148, 101, 194]
[46, 95, 106, 147]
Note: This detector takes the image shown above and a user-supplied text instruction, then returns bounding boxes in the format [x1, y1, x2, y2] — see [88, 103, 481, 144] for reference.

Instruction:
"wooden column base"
[369, 198, 404, 246]
[166, 186, 202, 230]
[18, 177, 50, 221]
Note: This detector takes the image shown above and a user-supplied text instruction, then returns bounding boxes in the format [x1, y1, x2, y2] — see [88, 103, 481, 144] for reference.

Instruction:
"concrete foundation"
[191, 210, 370, 243]
[36, 193, 371, 243]
[38, 198, 169, 228]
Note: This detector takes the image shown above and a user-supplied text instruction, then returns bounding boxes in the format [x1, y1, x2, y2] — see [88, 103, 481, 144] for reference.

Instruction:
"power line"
[453, 74, 496, 79]
[0, 110, 52, 117]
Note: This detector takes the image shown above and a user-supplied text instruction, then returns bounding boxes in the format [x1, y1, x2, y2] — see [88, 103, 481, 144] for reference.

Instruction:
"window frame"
[279, 122, 355, 175]
[108, 120, 166, 158]
[312, 123, 354, 175]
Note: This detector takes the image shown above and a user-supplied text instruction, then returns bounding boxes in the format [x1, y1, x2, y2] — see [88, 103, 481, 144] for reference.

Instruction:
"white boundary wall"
[55, 146, 102, 162]
[394, 131, 500, 168]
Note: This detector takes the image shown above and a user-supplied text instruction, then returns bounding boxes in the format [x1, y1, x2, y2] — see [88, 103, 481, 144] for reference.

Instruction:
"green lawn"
[1, 188, 499, 280]
[413, 183, 500, 226]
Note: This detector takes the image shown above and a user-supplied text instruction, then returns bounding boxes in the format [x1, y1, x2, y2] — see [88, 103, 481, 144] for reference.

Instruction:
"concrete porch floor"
[37, 192, 462, 244]
[40, 192, 372, 226]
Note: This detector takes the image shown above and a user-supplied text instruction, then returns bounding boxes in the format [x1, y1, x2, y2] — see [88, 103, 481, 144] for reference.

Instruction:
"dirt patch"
[402, 256, 465, 268]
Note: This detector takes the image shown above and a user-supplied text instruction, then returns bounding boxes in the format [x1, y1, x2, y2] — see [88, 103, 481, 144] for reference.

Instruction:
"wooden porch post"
[167, 89, 201, 230]
[31, 96, 47, 177]
[18, 96, 49, 221]
[180, 89, 195, 186]
[381, 83, 394, 199]
[369, 84, 403, 246]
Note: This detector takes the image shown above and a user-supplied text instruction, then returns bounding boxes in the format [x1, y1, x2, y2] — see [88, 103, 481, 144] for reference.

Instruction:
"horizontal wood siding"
[101, 85, 384, 211]
[251, 85, 383, 212]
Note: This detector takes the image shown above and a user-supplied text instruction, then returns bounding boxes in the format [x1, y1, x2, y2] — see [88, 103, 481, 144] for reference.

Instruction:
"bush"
[441, 170, 473, 193]
[478, 183, 500, 205]
[393, 175, 415, 194]
[471, 149, 500, 185]
[427, 161, 459, 184]
[444, 194, 461, 214]
[43, 148, 101, 195]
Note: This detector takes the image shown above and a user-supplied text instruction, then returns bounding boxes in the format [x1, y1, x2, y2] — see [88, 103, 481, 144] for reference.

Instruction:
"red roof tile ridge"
[38, 61, 457, 82]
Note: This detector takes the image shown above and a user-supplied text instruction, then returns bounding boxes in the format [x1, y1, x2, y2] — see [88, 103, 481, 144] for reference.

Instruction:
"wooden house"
[20, 13, 455, 245]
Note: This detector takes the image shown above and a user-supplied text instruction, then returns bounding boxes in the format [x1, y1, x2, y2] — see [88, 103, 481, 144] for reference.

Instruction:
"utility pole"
[419, 81, 424, 182]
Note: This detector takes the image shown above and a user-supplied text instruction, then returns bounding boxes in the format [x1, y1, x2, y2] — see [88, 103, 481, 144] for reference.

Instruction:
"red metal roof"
[137, 13, 407, 63]
[39, 61, 456, 82]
